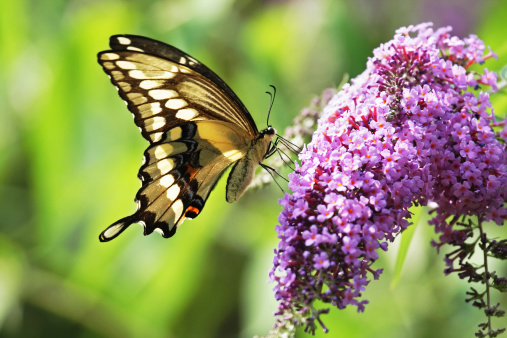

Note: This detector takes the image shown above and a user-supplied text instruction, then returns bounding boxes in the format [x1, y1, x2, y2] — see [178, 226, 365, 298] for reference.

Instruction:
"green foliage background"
[1, 0, 506, 337]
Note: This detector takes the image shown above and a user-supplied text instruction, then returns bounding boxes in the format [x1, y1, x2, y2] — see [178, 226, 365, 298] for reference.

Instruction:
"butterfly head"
[257, 126, 277, 161]
[263, 126, 276, 136]
[259, 126, 277, 145]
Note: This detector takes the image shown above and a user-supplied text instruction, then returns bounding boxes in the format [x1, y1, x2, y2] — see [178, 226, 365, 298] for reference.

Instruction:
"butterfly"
[97, 35, 277, 242]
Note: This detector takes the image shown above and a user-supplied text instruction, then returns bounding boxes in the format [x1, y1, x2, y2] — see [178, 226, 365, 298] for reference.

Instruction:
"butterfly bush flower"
[268, 23, 507, 336]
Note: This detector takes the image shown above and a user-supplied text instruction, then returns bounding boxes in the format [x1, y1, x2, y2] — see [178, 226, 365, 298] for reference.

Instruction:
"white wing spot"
[118, 37, 131, 45]
[160, 174, 175, 188]
[171, 199, 184, 222]
[103, 223, 124, 238]
[111, 71, 125, 81]
[130, 70, 175, 79]
[153, 142, 187, 159]
[127, 92, 147, 105]
[148, 89, 178, 100]
[175, 108, 198, 120]
[154, 143, 174, 159]
[127, 46, 144, 52]
[179, 57, 187, 64]
[156, 158, 175, 176]
[138, 102, 163, 118]
[116, 61, 138, 70]
[166, 184, 180, 201]
[117, 82, 131, 92]
[140, 80, 165, 90]
[103, 62, 115, 70]
[101, 53, 120, 60]
[145, 116, 166, 131]
[165, 99, 187, 110]
[150, 132, 164, 142]
[170, 66, 179, 72]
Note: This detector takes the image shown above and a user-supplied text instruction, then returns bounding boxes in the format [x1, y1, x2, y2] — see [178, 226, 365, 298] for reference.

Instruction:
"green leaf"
[391, 206, 422, 289]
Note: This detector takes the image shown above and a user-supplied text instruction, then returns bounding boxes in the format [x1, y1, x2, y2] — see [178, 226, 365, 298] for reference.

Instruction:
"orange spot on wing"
[185, 206, 200, 216]
[184, 165, 198, 180]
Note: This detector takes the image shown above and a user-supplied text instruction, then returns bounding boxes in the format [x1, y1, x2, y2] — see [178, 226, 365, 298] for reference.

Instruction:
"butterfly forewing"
[108, 35, 255, 127]
[98, 36, 257, 143]
[98, 35, 266, 241]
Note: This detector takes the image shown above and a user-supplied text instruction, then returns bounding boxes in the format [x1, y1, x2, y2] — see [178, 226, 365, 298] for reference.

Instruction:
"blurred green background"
[1, 0, 506, 337]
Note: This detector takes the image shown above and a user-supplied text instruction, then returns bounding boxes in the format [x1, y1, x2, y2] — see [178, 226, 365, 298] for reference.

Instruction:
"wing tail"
[99, 215, 136, 242]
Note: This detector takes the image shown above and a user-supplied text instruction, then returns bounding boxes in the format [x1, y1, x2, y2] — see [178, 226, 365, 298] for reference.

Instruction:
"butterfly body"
[226, 126, 275, 202]
[98, 35, 275, 242]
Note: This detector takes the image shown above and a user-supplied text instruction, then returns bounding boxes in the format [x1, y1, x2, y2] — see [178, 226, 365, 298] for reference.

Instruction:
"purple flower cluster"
[269, 23, 506, 335]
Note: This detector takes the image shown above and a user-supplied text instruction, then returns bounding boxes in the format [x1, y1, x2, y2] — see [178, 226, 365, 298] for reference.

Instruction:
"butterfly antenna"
[265, 85, 276, 127]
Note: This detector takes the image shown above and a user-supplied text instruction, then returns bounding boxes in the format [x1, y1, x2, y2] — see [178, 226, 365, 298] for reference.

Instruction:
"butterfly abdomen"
[226, 130, 275, 202]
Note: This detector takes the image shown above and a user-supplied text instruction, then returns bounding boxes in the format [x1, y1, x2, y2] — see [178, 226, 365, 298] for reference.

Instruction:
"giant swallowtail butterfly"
[98, 35, 276, 242]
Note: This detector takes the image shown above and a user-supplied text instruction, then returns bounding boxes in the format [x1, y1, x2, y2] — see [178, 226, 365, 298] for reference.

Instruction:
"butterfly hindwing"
[99, 119, 253, 241]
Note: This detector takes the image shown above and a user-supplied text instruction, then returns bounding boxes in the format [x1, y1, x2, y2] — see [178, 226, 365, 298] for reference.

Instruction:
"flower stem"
[478, 218, 492, 333]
